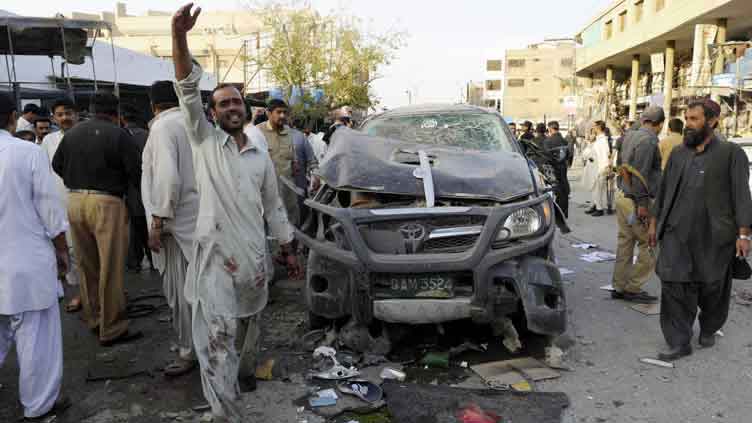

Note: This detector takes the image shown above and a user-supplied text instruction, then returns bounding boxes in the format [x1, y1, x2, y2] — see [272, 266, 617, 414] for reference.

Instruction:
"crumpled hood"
[319, 128, 535, 202]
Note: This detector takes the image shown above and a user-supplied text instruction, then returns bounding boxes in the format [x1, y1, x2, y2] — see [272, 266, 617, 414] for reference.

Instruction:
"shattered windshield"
[361, 112, 515, 152]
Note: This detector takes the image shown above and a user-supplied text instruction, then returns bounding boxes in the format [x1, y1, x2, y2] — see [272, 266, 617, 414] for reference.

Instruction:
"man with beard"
[649, 101, 752, 361]
[171, 4, 302, 422]
[141, 81, 199, 377]
[612, 106, 663, 304]
[40, 98, 82, 313]
[543, 121, 571, 217]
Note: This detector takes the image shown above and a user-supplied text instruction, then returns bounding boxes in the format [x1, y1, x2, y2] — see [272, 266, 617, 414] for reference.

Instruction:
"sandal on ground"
[65, 296, 82, 313]
[164, 358, 198, 378]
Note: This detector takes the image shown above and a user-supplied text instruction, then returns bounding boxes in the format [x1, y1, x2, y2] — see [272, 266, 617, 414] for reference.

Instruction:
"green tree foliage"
[250, 1, 405, 115]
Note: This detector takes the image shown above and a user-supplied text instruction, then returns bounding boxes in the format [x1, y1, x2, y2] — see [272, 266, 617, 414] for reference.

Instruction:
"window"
[507, 79, 525, 88]
[528, 98, 539, 103]
[533, 78, 541, 82]
[561, 58, 574, 68]
[618, 11, 627, 32]
[560, 80, 573, 90]
[508, 59, 526, 68]
[605, 20, 613, 39]
[655, 0, 665, 12]
[634, 0, 644, 23]
[486, 60, 502, 72]
[486, 80, 502, 91]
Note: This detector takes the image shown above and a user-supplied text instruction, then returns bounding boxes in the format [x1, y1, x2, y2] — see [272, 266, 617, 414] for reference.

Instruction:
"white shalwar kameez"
[141, 107, 200, 359]
[175, 63, 294, 423]
[591, 134, 611, 211]
[40, 130, 80, 287]
[0, 130, 67, 418]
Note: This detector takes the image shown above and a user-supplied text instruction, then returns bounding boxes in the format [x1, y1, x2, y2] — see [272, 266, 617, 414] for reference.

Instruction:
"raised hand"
[173, 3, 202, 35]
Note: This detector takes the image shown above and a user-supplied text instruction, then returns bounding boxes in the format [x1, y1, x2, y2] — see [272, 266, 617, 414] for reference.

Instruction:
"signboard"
[651, 53, 665, 74]
[563, 96, 578, 115]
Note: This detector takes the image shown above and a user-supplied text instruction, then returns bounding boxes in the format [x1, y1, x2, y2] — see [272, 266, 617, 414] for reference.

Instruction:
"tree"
[248, 1, 405, 115]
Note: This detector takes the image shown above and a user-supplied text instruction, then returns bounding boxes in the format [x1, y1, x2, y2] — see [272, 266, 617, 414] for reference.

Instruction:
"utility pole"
[405, 89, 412, 105]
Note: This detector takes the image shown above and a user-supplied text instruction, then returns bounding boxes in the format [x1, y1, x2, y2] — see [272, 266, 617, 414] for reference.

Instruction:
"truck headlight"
[499, 207, 541, 240]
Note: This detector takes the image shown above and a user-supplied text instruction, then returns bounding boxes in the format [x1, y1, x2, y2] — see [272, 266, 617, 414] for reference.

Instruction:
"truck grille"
[358, 216, 486, 255]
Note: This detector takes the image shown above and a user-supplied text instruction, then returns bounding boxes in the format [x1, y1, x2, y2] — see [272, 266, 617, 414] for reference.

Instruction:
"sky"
[3, 0, 614, 108]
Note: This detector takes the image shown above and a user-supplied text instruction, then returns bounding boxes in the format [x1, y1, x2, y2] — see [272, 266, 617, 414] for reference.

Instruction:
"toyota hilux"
[296, 104, 567, 341]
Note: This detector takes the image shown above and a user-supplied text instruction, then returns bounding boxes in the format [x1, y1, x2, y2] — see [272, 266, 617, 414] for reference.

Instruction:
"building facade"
[67, 3, 273, 93]
[502, 41, 577, 125]
[575, 0, 752, 135]
[483, 59, 504, 111]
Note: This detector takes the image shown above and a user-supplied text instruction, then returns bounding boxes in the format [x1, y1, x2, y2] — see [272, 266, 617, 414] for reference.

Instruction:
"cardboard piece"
[472, 357, 560, 384]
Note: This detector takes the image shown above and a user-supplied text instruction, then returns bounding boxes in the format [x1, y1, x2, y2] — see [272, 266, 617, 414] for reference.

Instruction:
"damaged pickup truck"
[296, 104, 567, 342]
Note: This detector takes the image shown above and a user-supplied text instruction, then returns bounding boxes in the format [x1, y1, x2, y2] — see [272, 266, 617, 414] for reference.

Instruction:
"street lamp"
[405, 89, 413, 105]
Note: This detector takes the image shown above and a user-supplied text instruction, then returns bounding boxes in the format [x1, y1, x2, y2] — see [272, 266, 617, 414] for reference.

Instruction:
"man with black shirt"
[33, 117, 52, 144]
[121, 106, 154, 273]
[52, 92, 143, 346]
[544, 121, 571, 217]
[519, 121, 534, 142]
[649, 101, 752, 360]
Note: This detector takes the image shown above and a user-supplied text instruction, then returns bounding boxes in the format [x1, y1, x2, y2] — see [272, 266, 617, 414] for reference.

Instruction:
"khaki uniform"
[658, 134, 683, 170]
[612, 191, 655, 294]
[256, 121, 300, 226]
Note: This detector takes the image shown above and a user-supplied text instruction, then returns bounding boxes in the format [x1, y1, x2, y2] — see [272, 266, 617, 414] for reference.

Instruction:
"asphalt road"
[2, 178, 752, 422]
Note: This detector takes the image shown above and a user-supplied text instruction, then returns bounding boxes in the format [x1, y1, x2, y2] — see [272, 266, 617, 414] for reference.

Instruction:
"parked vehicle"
[297, 104, 567, 339]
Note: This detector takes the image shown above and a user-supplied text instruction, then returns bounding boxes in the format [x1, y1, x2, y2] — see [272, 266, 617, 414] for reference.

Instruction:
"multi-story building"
[66, 2, 273, 93]
[574, 0, 752, 135]
[466, 81, 485, 107]
[502, 41, 577, 125]
[483, 59, 504, 111]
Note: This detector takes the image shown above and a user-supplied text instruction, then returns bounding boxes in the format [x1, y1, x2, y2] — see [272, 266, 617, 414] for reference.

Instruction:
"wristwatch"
[739, 235, 752, 241]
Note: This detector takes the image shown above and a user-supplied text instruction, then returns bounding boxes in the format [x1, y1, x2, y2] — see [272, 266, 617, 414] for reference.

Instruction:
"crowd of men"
[514, 101, 752, 363]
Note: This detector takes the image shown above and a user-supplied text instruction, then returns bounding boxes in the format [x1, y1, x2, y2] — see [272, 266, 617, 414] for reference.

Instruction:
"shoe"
[611, 290, 625, 299]
[657, 345, 692, 361]
[585, 206, 597, 215]
[239, 375, 257, 393]
[622, 291, 658, 303]
[591, 210, 605, 217]
[99, 330, 144, 347]
[699, 333, 716, 348]
[606, 208, 615, 215]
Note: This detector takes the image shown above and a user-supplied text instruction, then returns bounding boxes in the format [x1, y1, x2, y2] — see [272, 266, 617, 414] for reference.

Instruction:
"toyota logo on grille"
[399, 223, 426, 253]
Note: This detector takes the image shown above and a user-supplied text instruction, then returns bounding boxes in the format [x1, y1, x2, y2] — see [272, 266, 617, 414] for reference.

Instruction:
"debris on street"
[309, 389, 338, 408]
[337, 380, 384, 403]
[312, 346, 360, 380]
[599, 285, 615, 291]
[639, 358, 675, 369]
[379, 368, 406, 382]
[572, 243, 598, 250]
[383, 381, 569, 423]
[255, 358, 276, 381]
[457, 403, 502, 423]
[630, 303, 661, 316]
[420, 351, 450, 368]
[580, 251, 617, 263]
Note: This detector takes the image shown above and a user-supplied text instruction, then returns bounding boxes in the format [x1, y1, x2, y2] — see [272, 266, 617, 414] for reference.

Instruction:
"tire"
[307, 310, 331, 330]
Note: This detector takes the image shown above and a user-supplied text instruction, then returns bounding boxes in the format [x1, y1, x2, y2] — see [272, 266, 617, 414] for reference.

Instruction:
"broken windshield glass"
[361, 112, 514, 152]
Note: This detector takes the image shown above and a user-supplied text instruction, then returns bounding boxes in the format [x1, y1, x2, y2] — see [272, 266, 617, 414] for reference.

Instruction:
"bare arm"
[172, 3, 200, 81]
[171, 4, 211, 145]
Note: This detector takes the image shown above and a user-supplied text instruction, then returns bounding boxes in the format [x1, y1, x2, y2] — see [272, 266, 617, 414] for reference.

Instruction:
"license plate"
[373, 274, 454, 298]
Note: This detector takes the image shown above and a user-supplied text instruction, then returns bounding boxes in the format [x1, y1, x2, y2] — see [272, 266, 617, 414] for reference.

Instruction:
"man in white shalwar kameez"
[39, 98, 82, 313]
[587, 122, 612, 216]
[141, 81, 200, 377]
[171, 5, 302, 422]
[0, 93, 70, 421]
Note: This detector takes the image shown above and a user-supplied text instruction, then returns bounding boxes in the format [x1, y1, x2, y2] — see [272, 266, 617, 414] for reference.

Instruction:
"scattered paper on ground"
[558, 268, 574, 276]
[572, 243, 598, 250]
[580, 251, 617, 263]
[630, 303, 660, 316]
[599, 285, 615, 291]
[639, 358, 674, 368]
